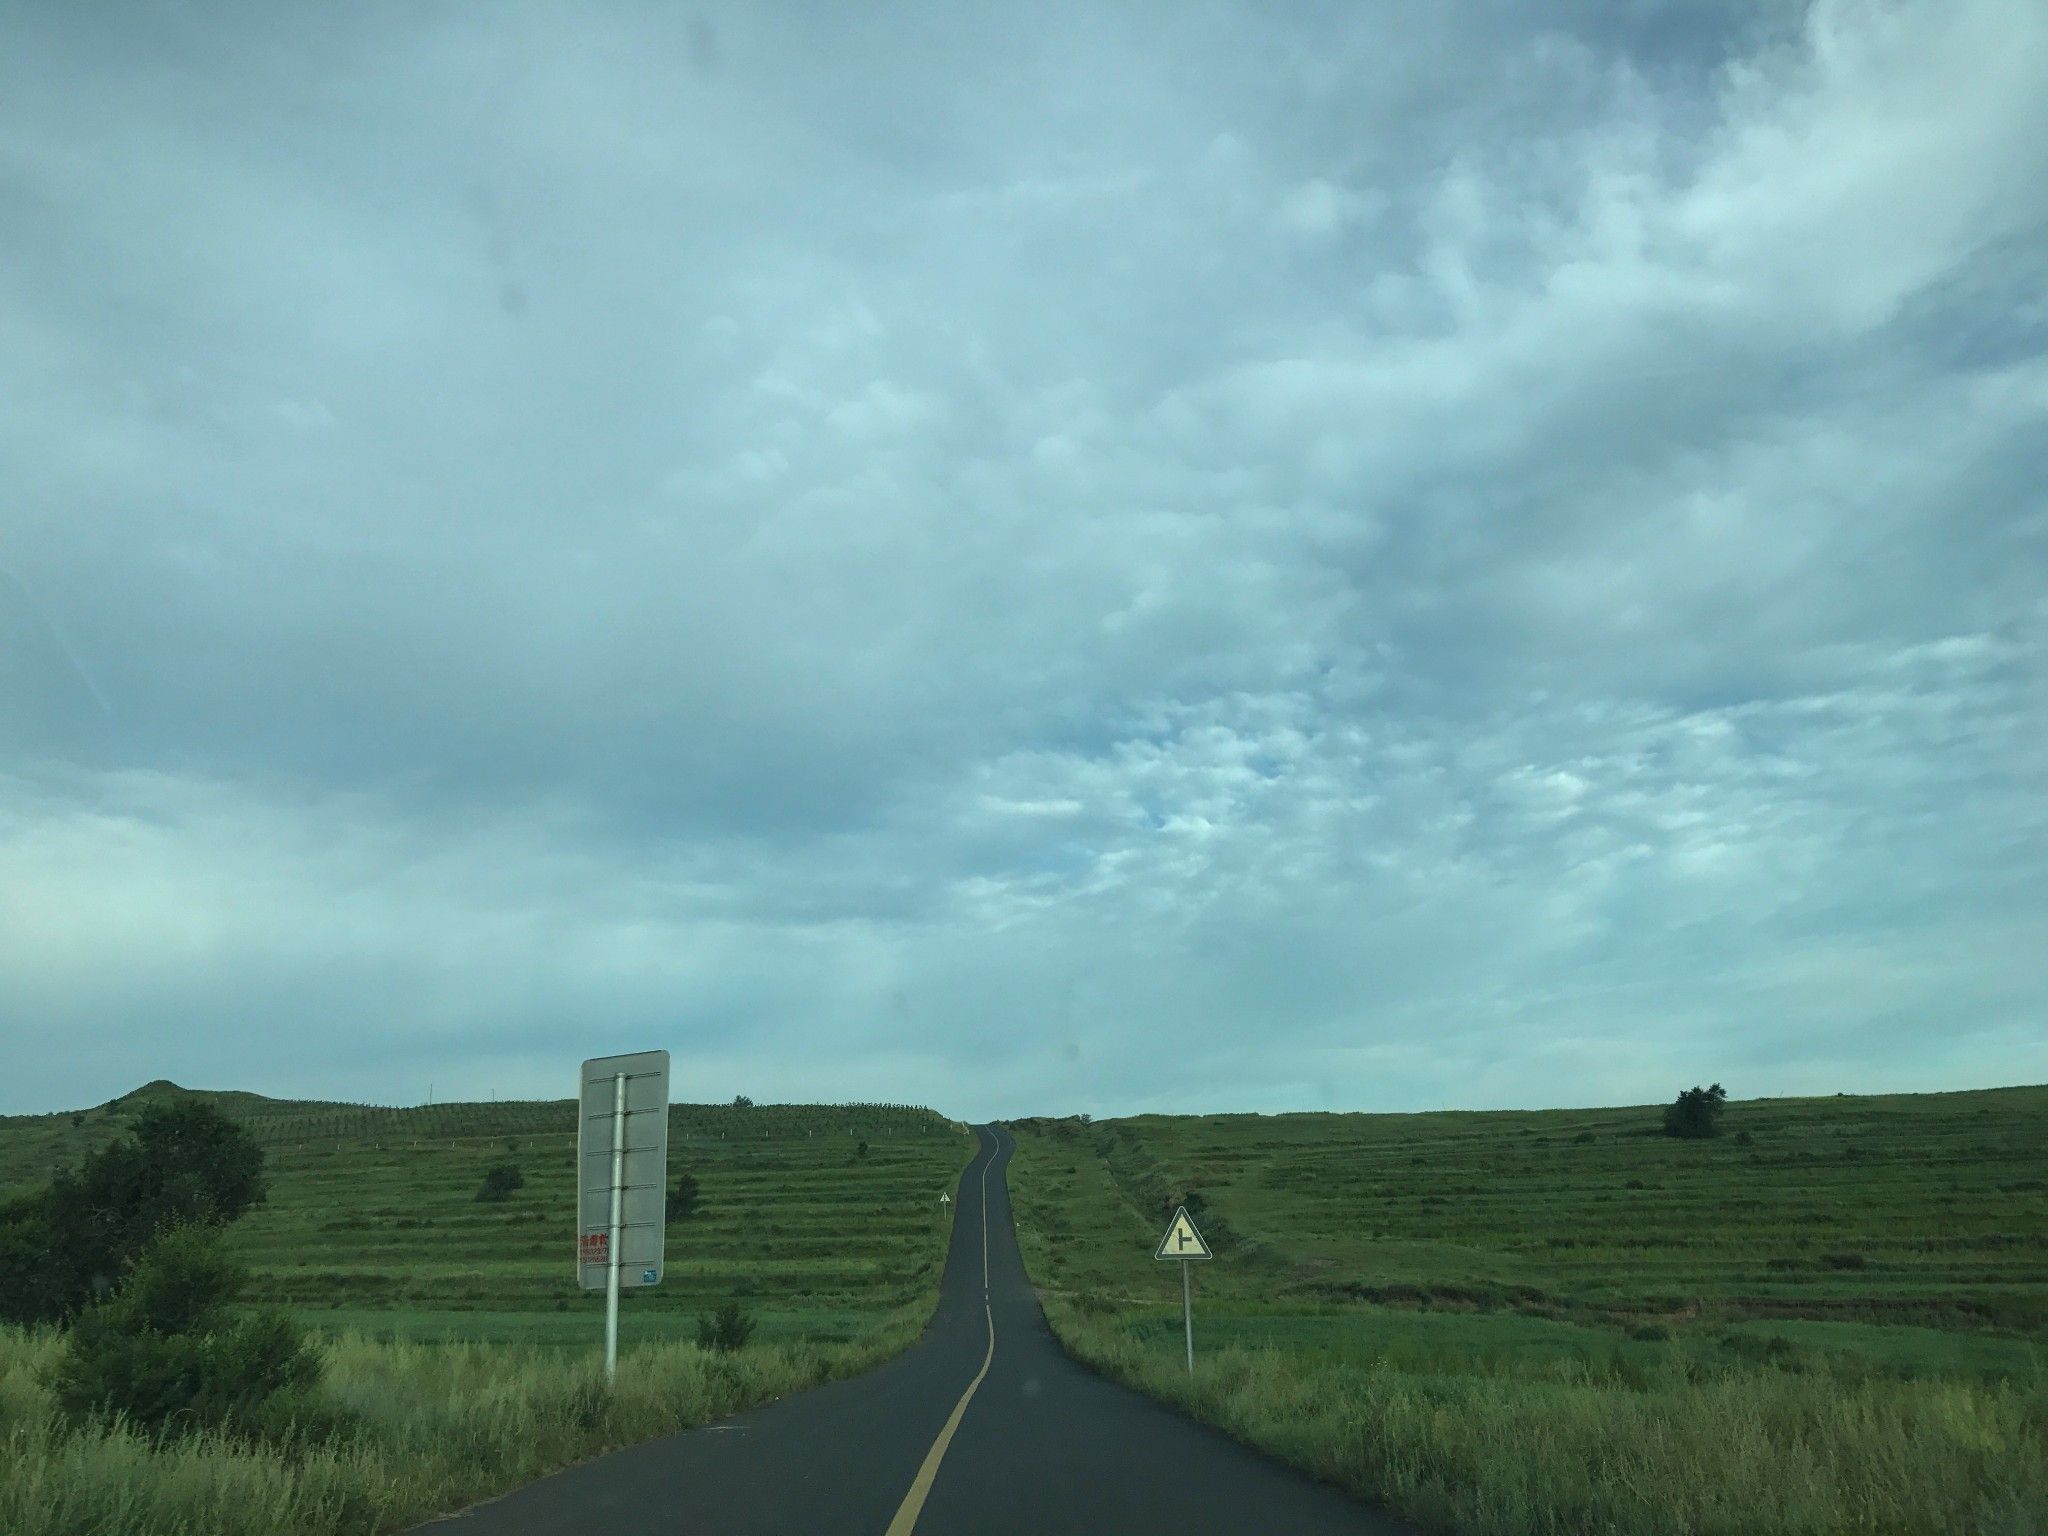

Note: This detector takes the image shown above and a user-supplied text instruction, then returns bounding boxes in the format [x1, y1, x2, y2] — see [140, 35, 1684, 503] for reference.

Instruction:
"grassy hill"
[1, 1080, 978, 1536]
[1007, 1084, 2048, 1535]
[0, 1080, 975, 1347]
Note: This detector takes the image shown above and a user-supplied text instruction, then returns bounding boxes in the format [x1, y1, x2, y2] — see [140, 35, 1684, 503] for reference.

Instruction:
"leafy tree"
[0, 1098, 266, 1326]
[1663, 1084, 1729, 1140]
[52, 1225, 322, 1441]
[474, 1162, 525, 1203]
[671, 1171, 701, 1221]
[696, 1300, 755, 1353]
[731, 1094, 755, 1109]
[0, 1196, 65, 1326]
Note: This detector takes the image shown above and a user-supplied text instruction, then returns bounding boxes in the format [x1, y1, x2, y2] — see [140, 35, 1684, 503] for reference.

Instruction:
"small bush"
[696, 1301, 756, 1353]
[50, 1226, 323, 1441]
[1821, 1251, 1867, 1270]
[1628, 1322, 1672, 1341]
[856, 1140, 870, 1160]
[1572, 1130, 1596, 1145]
[474, 1163, 524, 1203]
[671, 1171, 701, 1221]
[1663, 1084, 1728, 1139]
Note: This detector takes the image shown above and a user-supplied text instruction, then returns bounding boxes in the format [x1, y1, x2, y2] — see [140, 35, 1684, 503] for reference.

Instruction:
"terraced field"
[0, 1081, 974, 1346]
[1006, 1085, 2048, 1535]
[1017, 1084, 2048, 1332]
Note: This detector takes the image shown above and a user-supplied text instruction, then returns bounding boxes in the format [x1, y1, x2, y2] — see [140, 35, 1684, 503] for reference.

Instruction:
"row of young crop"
[239, 1101, 956, 1151]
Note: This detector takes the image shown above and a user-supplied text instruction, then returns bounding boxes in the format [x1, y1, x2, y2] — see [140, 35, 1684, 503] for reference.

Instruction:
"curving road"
[413, 1125, 1414, 1535]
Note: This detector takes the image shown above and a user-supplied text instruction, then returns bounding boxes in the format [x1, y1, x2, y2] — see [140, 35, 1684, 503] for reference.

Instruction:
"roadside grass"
[0, 1083, 974, 1534]
[0, 1312, 933, 1536]
[294, 1303, 892, 1349]
[1008, 1086, 2048, 1535]
[1044, 1301, 2046, 1536]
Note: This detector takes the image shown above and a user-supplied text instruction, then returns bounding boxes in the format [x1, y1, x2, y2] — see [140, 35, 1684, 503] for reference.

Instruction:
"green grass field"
[0, 1081, 975, 1536]
[0, 1080, 973, 1349]
[1007, 1086, 2048, 1535]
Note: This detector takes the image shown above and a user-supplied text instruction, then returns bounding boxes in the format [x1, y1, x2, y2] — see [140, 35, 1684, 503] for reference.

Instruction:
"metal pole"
[1182, 1258, 1194, 1375]
[605, 1071, 626, 1383]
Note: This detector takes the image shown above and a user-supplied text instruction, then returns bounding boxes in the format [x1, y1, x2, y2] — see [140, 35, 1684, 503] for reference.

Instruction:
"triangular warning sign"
[1155, 1205, 1212, 1261]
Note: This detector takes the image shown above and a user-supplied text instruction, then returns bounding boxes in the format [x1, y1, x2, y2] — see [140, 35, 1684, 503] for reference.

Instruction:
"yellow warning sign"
[1155, 1205, 1212, 1261]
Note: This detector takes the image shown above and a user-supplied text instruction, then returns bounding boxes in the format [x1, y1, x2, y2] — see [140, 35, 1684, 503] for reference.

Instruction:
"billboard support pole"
[604, 1070, 626, 1382]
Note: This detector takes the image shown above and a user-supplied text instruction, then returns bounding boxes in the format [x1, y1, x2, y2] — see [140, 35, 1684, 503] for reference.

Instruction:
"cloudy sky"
[1, 1, 2042, 1120]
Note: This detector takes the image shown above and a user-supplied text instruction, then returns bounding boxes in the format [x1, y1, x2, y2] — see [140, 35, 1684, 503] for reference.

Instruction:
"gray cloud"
[2, 0, 2043, 1117]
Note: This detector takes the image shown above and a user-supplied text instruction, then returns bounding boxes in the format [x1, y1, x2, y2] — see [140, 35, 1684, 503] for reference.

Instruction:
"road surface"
[413, 1125, 1414, 1534]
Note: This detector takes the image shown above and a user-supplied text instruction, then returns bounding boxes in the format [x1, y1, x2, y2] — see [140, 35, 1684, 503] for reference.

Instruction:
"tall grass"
[0, 1309, 928, 1536]
[1043, 1297, 2048, 1536]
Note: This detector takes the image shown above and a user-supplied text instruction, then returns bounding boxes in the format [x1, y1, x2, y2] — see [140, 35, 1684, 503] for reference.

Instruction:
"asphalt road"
[415, 1125, 1414, 1535]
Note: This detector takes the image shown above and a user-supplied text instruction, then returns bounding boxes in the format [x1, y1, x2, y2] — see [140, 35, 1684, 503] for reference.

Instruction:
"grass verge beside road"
[0, 1085, 974, 1535]
[0, 1317, 927, 1536]
[1008, 1088, 2048, 1535]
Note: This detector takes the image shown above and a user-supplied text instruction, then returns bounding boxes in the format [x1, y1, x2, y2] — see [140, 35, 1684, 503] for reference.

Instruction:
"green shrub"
[671, 1172, 700, 1220]
[695, 1301, 756, 1353]
[1, 1100, 267, 1326]
[474, 1164, 524, 1203]
[1663, 1084, 1728, 1140]
[50, 1227, 323, 1442]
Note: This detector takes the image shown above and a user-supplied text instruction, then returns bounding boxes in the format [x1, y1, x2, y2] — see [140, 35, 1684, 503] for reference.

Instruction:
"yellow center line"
[885, 1131, 999, 1536]
[882, 1301, 995, 1536]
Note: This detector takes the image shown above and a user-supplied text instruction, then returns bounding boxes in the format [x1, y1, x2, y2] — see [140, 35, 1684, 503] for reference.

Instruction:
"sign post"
[578, 1050, 670, 1383]
[1155, 1205, 1212, 1375]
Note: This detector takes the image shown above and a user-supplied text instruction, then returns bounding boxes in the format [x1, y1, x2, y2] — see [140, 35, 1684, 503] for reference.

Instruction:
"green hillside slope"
[1, 1080, 973, 1346]
[1008, 1085, 2048, 1535]
[1014, 1083, 2048, 1332]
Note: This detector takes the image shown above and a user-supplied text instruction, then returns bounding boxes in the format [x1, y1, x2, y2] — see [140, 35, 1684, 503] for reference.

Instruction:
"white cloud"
[0, 0, 2040, 1117]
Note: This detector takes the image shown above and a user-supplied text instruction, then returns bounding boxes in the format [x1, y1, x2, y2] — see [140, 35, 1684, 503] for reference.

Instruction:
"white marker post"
[1155, 1205, 1212, 1375]
[578, 1051, 670, 1384]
